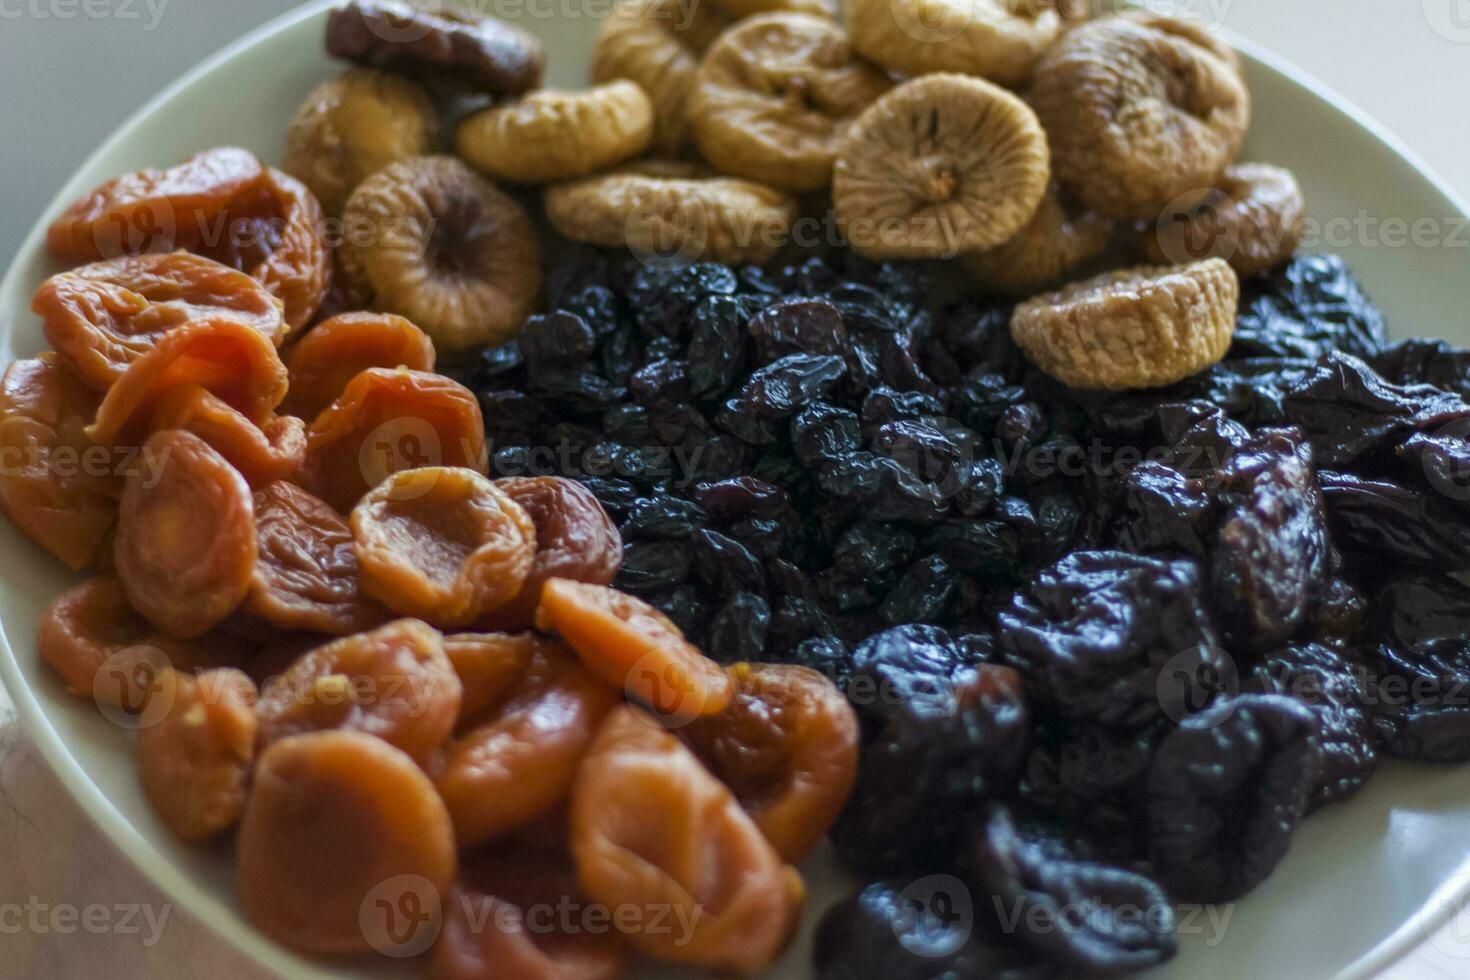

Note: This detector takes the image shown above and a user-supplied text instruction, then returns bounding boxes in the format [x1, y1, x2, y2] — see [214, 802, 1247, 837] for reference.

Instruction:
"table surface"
[2, 1, 1470, 977]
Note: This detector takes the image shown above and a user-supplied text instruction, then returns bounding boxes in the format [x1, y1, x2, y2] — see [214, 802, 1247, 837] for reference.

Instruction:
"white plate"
[3, 4, 1470, 978]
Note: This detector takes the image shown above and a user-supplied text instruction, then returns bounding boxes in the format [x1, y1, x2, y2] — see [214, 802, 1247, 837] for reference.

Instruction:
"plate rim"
[0, 6, 1467, 978]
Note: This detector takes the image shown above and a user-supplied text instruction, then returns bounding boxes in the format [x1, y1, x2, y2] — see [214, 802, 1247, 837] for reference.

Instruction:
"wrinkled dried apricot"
[301, 367, 486, 513]
[681, 663, 859, 862]
[46, 147, 267, 264]
[37, 576, 179, 709]
[254, 618, 460, 766]
[87, 317, 289, 448]
[437, 640, 618, 847]
[484, 477, 622, 629]
[0, 354, 117, 569]
[33, 252, 287, 392]
[432, 851, 627, 980]
[238, 730, 457, 955]
[282, 312, 436, 421]
[137, 667, 257, 843]
[536, 579, 732, 722]
[245, 481, 386, 635]
[114, 430, 257, 639]
[571, 705, 804, 972]
[353, 467, 536, 628]
[149, 385, 305, 487]
[442, 631, 539, 730]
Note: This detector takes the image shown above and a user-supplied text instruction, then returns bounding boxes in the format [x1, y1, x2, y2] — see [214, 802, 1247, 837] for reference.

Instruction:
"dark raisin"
[706, 591, 772, 664]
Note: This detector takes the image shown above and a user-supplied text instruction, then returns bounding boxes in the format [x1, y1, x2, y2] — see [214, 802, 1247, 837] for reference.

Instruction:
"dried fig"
[246, 481, 386, 634]
[339, 156, 541, 351]
[544, 168, 797, 265]
[33, 251, 286, 392]
[1010, 258, 1240, 390]
[1029, 15, 1249, 219]
[833, 73, 1050, 259]
[687, 13, 891, 191]
[0, 354, 117, 570]
[571, 704, 804, 972]
[711, 0, 835, 17]
[238, 730, 457, 955]
[457, 80, 654, 184]
[1132, 162, 1306, 278]
[301, 367, 486, 513]
[283, 68, 440, 217]
[963, 182, 1114, 296]
[352, 467, 537, 628]
[137, 667, 258, 842]
[149, 386, 305, 487]
[844, 0, 1060, 86]
[325, 0, 545, 94]
[282, 311, 436, 421]
[114, 430, 257, 639]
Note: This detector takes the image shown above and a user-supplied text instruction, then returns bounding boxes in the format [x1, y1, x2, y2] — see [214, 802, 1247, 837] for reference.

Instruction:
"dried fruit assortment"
[8, 2, 1470, 979]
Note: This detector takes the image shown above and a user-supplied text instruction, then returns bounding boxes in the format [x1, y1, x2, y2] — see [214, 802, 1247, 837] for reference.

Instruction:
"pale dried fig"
[1029, 15, 1249, 219]
[283, 68, 440, 217]
[832, 73, 1049, 259]
[339, 156, 541, 351]
[688, 13, 891, 191]
[591, 0, 733, 156]
[1010, 257, 1239, 390]
[711, 0, 834, 17]
[456, 80, 654, 184]
[1131, 162, 1305, 278]
[844, 0, 1060, 86]
[963, 182, 1113, 295]
[545, 169, 797, 265]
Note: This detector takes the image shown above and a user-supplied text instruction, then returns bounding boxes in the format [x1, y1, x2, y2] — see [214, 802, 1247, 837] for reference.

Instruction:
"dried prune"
[255, 618, 460, 765]
[1107, 461, 1214, 559]
[998, 551, 1228, 729]
[571, 704, 804, 972]
[282, 312, 436, 421]
[149, 385, 305, 487]
[352, 467, 536, 628]
[1232, 253, 1389, 360]
[1370, 337, 1470, 399]
[238, 730, 456, 954]
[1317, 469, 1470, 568]
[1147, 694, 1322, 903]
[114, 430, 257, 639]
[1019, 722, 1159, 844]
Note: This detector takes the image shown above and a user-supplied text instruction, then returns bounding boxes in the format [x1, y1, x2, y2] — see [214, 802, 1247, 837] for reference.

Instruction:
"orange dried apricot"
[442, 631, 540, 730]
[137, 667, 258, 843]
[254, 618, 460, 765]
[149, 385, 305, 487]
[245, 481, 386, 635]
[571, 704, 804, 973]
[45, 147, 267, 264]
[536, 579, 733, 723]
[282, 312, 436, 421]
[436, 640, 619, 847]
[238, 730, 457, 955]
[0, 354, 117, 569]
[33, 251, 287, 392]
[114, 429, 257, 639]
[681, 662, 859, 862]
[87, 318, 288, 448]
[485, 477, 623, 630]
[37, 576, 180, 709]
[301, 367, 486, 513]
[352, 467, 536, 629]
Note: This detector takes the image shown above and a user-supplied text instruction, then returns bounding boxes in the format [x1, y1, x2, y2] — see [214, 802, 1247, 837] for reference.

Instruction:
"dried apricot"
[46, 147, 267, 264]
[442, 631, 539, 730]
[87, 317, 288, 448]
[149, 385, 305, 487]
[571, 705, 804, 972]
[352, 467, 536, 628]
[681, 663, 858, 862]
[32, 251, 287, 392]
[245, 481, 386, 635]
[238, 730, 457, 955]
[37, 576, 180, 709]
[535, 579, 732, 723]
[254, 618, 460, 766]
[484, 477, 622, 629]
[282, 312, 436, 421]
[137, 667, 257, 843]
[436, 640, 619, 847]
[0, 354, 117, 569]
[114, 430, 256, 639]
[301, 367, 486, 513]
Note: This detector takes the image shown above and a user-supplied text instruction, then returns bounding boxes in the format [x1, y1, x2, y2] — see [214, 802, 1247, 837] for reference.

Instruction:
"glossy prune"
[1317, 469, 1470, 568]
[1232, 253, 1389, 360]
